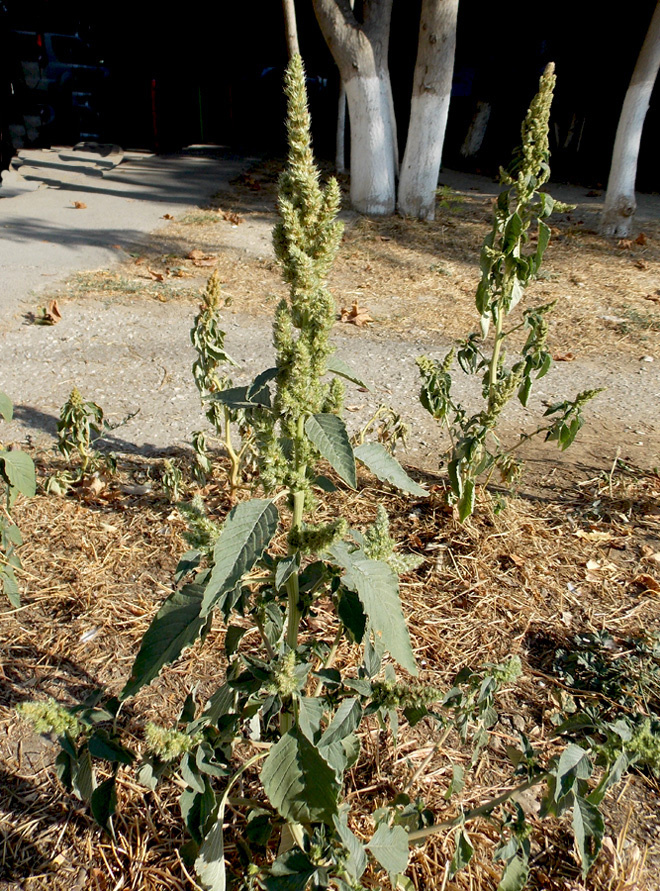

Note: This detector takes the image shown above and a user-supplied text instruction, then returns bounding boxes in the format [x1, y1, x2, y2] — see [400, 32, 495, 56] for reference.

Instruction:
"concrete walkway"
[0, 146, 249, 331]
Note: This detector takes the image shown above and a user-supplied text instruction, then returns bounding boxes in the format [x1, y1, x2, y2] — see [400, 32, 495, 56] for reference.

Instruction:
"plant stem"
[223, 406, 241, 493]
[403, 726, 452, 795]
[313, 625, 344, 697]
[406, 772, 548, 843]
[487, 302, 506, 412]
[280, 486, 306, 734]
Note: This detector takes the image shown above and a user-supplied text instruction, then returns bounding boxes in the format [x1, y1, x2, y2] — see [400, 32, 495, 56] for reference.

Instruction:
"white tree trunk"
[336, 83, 348, 173]
[600, 1, 660, 237]
[313, 0, 397, 215]
[345, 71, 397, 214]
[397, 0, 459, 220]
[460, 100, 491, 157]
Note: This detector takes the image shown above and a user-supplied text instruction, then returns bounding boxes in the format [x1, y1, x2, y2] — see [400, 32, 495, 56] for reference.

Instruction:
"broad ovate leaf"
[328, 543, 417, 675]
[304, 414, 356, 489]
[261, 727, 340, 824]
[354, 443, 427, 497]
[121, 584, 206, 699]
[366, 823, 409, 876]
[0, 450, 36, 497]
[202, 499, 278, 617]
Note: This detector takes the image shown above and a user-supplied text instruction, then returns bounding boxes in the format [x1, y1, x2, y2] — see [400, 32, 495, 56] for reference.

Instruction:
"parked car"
[7, 30, 109, 147]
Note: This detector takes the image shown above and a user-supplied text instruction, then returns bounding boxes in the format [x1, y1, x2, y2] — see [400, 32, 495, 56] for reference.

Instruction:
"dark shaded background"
[1, 0, 658, 190]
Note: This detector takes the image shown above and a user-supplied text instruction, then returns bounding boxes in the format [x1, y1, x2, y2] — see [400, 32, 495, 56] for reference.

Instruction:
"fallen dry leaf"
[187, 249, 205, 260]
[34, 299, 62, 325]
[147, 269, 165, 282]
[634, 259, 648, 270]
[575, 529, 614, 542]
[553, 352, 576, 362]
[72, 200, 87, 209]
[633, 573, 660, 594]
[340, 301, 374, 327]
[162, 213, 175, 220]
[643, 292, 660, 305]
[222, 210, 243, 226]
[193, 256, 218, 268]
[635, 232, 647, 245]
[617, 238, 633, 249]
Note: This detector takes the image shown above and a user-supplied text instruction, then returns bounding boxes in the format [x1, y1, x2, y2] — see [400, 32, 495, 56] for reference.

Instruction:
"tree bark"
[282, 0, 300, 58]
[397, 0, 459, 220]
[335, 0, 354, 174]
[313, 0, 397, 214]
[600, 0, 660, 237]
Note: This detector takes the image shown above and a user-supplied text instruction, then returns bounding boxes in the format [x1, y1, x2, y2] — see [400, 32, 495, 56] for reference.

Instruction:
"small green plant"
[0, 392, 36, 606]
[57, 387, 108, 475]
[435, 184, 465, 213]
[418, 64, 601, 520]
[161, 458, 184, 502]
[190, 270, 256, 493]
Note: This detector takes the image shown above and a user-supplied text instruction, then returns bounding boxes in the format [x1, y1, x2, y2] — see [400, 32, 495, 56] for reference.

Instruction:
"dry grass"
[2, 450, 660, 890]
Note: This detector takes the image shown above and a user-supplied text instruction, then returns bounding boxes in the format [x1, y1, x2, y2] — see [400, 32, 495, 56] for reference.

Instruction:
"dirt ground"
[1, 161, 660, 891]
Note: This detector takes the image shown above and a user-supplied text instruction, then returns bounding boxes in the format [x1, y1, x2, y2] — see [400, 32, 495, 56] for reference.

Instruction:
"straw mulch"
[2, 450, 660, 890]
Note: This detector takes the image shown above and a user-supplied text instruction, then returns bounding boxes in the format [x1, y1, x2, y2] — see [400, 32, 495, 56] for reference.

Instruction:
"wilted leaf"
[553, 352, 575, 362]
[162, 213, 175, 220]
[340, 301, 373, 327]
[633, 573, 660, 594]
[72, 201, 87, 209]
[634, 232, 647, 245]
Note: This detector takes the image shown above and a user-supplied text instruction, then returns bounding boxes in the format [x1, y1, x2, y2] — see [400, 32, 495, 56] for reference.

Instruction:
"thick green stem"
[280, 486, 306, 735]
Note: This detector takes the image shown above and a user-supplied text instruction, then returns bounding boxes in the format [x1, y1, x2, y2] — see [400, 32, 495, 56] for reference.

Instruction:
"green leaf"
[72, 747, 95, 803]
[0, 450, 36, 497]
[498, 855, 529, 891]
[262, 849, 317, 891]
[449, 829, 474, 879]
[298, 696, 326, 743]
[224, 625, 246, 658]
[121, 584, 206, 700]
[555, 744, 591, 801]
[305, 414, 356, 489]
[503, 212, 524, 252]
[458, 478, 476, 522]
[573, 793, 604, 877]
[275, 555, 298, 591]
[328, 543, 417, 675]
[354, 443, 427, 496]
[202, 500, 279, 617]
[195, 801, 227, 891]
[0, 393, 13, 421]
[88, 731, 135, 765]
[320, 698, 362, 748]
[333, 813, 367, 881]
[209, 384, 271, 410]
[326, 355, 372, 390]
[90, 776, 117, 834]
[366, 823, 409, 876]
[261, 727, 340, 824]
[2, 566, 20, 608]
[337, 587, 366, 643]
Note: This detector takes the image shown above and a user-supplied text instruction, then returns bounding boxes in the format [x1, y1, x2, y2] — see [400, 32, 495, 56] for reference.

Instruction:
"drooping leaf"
[498, 855, 529, 891]
[261, 727, 340, 824]
[333, 813, 367, 881]
[2, 566, 20, 608]
[329, 543, 417, 675]
[90, 776, 117, 834]
[209, 384, 271, 410]
[195, 801, 227, 891]
[458, 478, 476, 522]
[0, 450, 36, 497]
[573, 793, 604, 878]
[202, 500, 279, 617]
[366, 823, 409, 876]
[298, 696, 326, 743]
[275, 555, 298, 591]
[121, 583, 206, 700]
[449, 829, 474, 879]
[354, 443, 427, 496]
[326, 355, 372, 390]
[72, 747, 95, 803]
[304, 414, 356, 489]
[224, 625, 247, 658]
